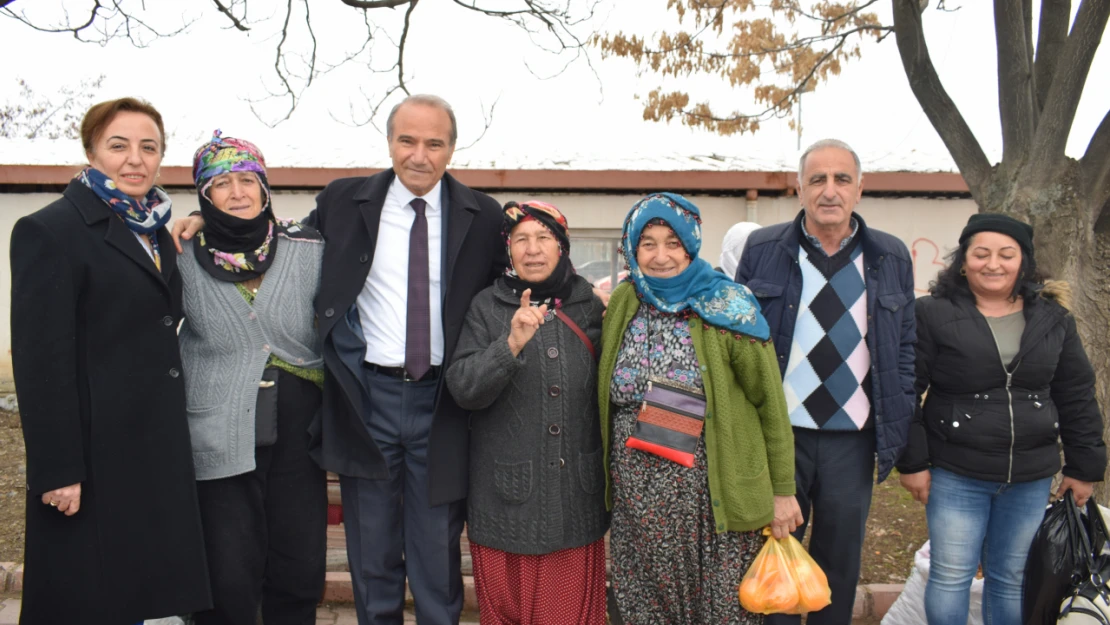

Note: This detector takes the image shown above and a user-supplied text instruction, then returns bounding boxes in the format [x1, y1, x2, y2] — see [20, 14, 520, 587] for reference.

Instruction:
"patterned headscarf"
[621, 193, 769, 340]
[500, 201, 575, 305]
[190, 129, 276, 283]
[192, 129, 271, 210]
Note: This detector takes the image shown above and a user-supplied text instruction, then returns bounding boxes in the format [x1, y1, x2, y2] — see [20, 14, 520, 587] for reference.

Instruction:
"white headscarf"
[719, 221, 762, 279]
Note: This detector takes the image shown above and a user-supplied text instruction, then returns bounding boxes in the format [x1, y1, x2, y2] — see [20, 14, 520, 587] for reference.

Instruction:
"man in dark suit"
[308, 94, 506, 625]
[175, 94, 507, 625]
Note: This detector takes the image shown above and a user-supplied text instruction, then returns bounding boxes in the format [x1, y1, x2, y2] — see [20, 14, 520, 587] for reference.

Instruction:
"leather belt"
[362, 362, 441, 382]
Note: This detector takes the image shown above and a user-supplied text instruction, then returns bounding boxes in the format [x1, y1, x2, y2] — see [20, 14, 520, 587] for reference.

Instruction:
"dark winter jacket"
[735, 210, 916, 483]
[10, 181, 211, 624]
[896, 281, 1106, 483]
[446, 276, 609, 554]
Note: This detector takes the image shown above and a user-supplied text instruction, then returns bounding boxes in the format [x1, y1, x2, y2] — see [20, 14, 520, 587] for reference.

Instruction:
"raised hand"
[507, 288, 548, 357]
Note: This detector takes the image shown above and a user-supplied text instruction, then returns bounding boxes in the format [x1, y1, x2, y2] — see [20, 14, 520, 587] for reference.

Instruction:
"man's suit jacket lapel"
[356, 172, 393, 272]
[442, 172, 477, 299]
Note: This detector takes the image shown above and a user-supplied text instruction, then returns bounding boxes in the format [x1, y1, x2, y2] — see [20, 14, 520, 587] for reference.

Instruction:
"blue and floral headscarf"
[620, 192, 769, 340]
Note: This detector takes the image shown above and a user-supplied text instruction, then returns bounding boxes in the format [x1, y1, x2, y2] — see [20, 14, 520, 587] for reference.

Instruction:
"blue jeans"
[925, 467, 1052, 625]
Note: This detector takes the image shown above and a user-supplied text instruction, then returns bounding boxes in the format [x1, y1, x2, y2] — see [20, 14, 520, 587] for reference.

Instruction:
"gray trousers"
[339, 366, 465, 625]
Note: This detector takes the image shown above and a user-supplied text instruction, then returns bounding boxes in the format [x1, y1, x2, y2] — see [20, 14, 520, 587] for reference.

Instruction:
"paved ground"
[0, 600, 481, 624]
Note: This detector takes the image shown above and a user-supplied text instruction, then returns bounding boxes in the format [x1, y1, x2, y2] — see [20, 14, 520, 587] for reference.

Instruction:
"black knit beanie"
[958, 213, 1034, 258]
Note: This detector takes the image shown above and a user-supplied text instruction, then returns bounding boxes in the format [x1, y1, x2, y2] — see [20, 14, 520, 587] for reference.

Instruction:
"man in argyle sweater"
[736, 139, 916, 625]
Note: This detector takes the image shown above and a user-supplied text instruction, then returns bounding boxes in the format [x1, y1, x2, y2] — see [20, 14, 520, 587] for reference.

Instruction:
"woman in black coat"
[10, 98, 211, 624]
[896, 213, 1106, 625]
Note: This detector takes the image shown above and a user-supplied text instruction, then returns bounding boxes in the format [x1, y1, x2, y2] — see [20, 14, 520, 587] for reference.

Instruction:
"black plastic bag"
[1023, 493, 1108, 625]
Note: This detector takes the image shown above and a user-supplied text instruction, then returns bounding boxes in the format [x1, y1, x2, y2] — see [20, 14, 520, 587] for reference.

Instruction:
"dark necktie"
[405, 198, 431, 381]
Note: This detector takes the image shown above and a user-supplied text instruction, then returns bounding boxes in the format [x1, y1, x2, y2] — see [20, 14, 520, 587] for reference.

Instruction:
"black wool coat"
[897, 281, 1106, 483]
[305, 170, 508, 506]
[10, 181, 211, 624]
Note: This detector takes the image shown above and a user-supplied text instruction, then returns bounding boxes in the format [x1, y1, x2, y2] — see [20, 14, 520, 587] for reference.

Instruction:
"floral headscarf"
[620, 192, 769, 339]
[500, 201, 575, 306]
[191, 129, 276, 283]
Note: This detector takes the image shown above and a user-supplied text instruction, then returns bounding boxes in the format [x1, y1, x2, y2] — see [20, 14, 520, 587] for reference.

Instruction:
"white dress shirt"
[358, 177, 444, 367]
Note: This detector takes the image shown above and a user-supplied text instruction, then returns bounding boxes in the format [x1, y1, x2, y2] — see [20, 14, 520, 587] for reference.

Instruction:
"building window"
[571, 230, 625, 292]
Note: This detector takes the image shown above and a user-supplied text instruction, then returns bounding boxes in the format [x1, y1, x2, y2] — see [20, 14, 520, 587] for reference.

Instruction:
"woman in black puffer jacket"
[896, 213, 1105, 625]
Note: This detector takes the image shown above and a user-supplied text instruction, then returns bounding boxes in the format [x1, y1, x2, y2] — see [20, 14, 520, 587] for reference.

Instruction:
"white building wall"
[0, 190, 976, 391]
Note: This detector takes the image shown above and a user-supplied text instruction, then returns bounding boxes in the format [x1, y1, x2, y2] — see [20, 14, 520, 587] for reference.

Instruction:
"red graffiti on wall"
[911, 237, 948, 294]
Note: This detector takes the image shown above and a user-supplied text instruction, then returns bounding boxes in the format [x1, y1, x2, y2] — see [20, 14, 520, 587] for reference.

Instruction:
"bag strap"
[555, 309, 597, 361]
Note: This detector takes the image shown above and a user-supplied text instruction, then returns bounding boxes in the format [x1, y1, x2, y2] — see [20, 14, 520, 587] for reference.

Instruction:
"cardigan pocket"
[493, 459, 533, 504]
[727, 466, 774, 524]
[578, 449, 604, 495]
[186, 406, 225, 453]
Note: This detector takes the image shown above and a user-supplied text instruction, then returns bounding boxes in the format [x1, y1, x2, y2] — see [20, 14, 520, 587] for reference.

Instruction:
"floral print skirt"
[609, 402, 765, 625]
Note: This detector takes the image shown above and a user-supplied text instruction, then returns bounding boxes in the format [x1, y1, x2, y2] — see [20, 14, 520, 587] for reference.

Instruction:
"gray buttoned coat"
[446, 275, 609, 555]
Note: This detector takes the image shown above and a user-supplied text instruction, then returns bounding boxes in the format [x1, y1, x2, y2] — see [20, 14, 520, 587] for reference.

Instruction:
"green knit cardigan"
[598, 282, 796, 533]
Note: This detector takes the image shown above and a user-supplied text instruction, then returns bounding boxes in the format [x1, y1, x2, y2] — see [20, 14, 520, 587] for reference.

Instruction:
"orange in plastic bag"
[738, 528, 831, 615]
[738, 529, 800, 614]
[779, 531, 831, 614]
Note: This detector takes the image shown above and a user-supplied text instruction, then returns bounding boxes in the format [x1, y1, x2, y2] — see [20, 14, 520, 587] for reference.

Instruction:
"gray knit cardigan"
[446, 276, 609, 554]
[178, 229, 324, 480]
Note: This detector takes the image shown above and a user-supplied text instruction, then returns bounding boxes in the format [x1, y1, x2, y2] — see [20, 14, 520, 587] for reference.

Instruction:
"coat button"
[249, 312, 257, 320]
[168, 368, 180, 378]
[359, 253, 369, 263]
[548, 424, 562, 435]
[262, 344, 271, 353]
[547, 347, 559, 359]
[162, 315, 174, 326]
[560, 458, 566, 467]
[324, 308, 335, 318]
[548, 385, 561, 397]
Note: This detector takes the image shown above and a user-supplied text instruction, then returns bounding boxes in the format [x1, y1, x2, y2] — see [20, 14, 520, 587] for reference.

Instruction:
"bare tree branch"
[4, 0, 596, 131]
[994, 0, 1036, 164]
[340, 0, 409, 7]
[303, 0, 318, 87]
[393, 0, 418, 95]
[1, 0, 192, 46]
[892, 0, 992, 203]
[212, 0, 250, 31]
[1028, 0, 1110, 177]
[1034, 0, 1070, 113]
[456, 96, 500, 150]
[247, 0, 299, 126]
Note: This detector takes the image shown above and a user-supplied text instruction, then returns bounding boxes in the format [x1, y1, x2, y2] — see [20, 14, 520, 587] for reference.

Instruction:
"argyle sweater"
[782, 235, 873, 430]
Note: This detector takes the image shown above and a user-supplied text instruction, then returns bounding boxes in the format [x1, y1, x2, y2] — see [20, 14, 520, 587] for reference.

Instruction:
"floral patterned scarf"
[78, 166, 172, 271]
[192, 130, 276, 283]
[620, 192, 770, 340]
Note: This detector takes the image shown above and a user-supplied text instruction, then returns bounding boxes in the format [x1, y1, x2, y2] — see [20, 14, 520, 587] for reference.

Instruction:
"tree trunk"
[989, 159, 1110, 501]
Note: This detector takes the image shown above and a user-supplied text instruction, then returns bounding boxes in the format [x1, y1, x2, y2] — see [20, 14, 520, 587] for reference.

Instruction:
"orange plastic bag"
[738, 528, 831, 615]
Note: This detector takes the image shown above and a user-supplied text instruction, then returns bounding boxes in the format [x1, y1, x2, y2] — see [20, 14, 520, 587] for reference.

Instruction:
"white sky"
[0, 0, 1106, 173]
